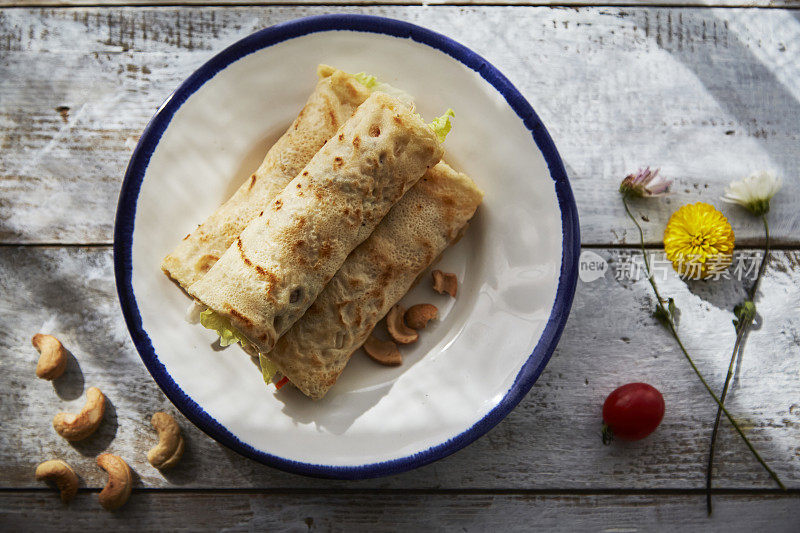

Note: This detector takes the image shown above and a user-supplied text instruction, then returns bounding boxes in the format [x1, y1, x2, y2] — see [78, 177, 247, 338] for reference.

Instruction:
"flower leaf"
[733, 300, 756, 329]
[668, 298, 679, 324]
[654, 297, 679, 328]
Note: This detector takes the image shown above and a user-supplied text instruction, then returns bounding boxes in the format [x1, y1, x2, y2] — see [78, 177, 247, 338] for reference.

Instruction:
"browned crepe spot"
[195, 254, 218, 274]
[318, 242, 332, 260]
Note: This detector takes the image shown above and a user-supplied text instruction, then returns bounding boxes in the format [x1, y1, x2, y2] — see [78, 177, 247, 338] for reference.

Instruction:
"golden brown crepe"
[161, 65, 372, 288]
[188, 92, 444, 354]
[269, 162, 483, 399]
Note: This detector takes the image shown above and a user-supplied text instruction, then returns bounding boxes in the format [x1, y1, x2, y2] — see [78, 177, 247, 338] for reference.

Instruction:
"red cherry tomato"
[602, 383, 665, 443]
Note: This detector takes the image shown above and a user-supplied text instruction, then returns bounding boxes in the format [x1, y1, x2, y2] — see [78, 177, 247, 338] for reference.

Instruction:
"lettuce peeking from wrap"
[354, 71, 454, 142]
[199, 309, 278, 384]
[258, 353, 279, 386]
[354, 72, 378, 88]
[354, 71, 415, 107]
[429, 109, 455, 143]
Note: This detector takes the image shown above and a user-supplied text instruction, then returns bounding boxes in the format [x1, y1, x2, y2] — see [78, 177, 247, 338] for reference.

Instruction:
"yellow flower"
[664, 202, 735, 280]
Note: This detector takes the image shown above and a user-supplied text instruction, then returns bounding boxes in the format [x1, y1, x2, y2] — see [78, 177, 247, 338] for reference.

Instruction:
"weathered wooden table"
[2, 1, 799, 530]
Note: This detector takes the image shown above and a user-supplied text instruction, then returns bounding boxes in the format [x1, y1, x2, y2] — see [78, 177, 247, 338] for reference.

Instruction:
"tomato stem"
[601, 423, 613, 446]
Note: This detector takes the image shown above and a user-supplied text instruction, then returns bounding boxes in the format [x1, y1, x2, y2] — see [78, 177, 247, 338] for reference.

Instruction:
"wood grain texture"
[2, 246, 798, 490]
[1, 492, 799, 531]
[1, 6, 799, 245]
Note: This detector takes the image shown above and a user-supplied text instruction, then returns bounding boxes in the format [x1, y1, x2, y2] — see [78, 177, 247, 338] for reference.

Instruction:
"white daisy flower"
[722, 171, 782, 216]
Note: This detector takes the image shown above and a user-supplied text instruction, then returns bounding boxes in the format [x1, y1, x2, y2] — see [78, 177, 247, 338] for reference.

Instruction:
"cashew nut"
[432, 270, 458, 297]
[96, 454, 132, 511]
[53, 387, 106, 441]
[363, 335, 402, 366]
[32, 333, 67, 380]
[35, 459, 79, 503]
[147, 412, 185, 470]
[385, 305, 418, 344]
[405, 304, 438, 330]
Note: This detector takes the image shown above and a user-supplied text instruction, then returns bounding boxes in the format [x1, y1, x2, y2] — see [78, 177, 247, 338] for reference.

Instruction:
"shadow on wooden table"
[52, 347, 85, 401]
[153, 433, 201, 486]
[643, 9, 800, 180]
[683, 271, 747, 312]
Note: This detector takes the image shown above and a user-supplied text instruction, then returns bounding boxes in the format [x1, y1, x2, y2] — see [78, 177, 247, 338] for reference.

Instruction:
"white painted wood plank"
[2, 246, 798, 489]
[1, 492, 799, 531]
[1, 6, 798, 245]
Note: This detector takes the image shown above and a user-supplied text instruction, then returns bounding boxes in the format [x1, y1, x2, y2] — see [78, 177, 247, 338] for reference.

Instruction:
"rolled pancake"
[161, 65, 371, 288]
[270, 162, 483, 399]
[188, 92, 444, 353]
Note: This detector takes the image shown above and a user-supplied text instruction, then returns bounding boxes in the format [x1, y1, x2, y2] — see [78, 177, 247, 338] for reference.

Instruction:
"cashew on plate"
[53, 387, 106, 441]
[32, 333, 67, 380]
[432, 270, 458, 298]
[405, 304, 438, 330]
[96, 454, 132, 511]
[363, 335, 402, 366]
[385, 305, 419, 344]
[35, 459, 79, 503]
[147, 412, 185, 470]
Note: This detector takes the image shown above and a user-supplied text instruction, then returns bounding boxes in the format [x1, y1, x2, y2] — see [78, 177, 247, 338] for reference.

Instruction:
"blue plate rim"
[113, 13, 580, 480]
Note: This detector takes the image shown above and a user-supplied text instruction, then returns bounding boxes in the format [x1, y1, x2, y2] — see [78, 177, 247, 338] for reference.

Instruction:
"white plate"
[115, 15, 579, 479]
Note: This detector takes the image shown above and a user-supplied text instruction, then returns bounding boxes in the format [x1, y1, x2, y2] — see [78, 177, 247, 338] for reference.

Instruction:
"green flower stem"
[706, 326, 747, 515]
[662, 317, 783, 490]
[622, 196, 667, 305]
[706, 214, 772, 514]
[621, 197, 784, 491]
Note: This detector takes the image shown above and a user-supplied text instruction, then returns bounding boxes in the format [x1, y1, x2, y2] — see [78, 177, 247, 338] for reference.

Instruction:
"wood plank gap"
[580, 243, 800, 251]
[4, 487, 800, 495]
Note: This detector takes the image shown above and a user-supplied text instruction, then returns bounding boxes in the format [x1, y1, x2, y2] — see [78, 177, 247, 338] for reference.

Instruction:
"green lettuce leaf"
[429, 109, 455, 143]
[199, 309, 278, 385]
[354, 72, 378, 89]
[199, 309, 250, 347]
[258, 353, 279, 385]
[353, 71, 414, 107]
